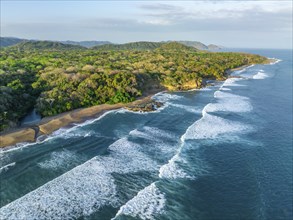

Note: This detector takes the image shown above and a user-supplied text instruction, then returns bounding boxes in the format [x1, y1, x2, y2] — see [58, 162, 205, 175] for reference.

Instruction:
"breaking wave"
[159, 154, 192, 179]
[253, 70, 269, 79]
[152, 92, 182, 102]
[221, 78, 245, 87]
[0, 162, 16, 174]
[205, 91, 253, 113]
[184, 113, 252, 140]
[38, 149, 81, 170]
[0, 159, 118, 219]
[113, 183, 165, 220]
[169, 103, 201, 114]
[159, 72, 254, 179]
[0, 126, 175, 219]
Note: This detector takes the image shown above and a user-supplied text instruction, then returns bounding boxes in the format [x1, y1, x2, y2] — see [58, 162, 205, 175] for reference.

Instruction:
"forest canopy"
[0, 41, 268, 131]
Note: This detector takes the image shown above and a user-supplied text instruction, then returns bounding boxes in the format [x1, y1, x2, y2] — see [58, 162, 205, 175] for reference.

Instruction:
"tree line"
[0, 42, 268, 131]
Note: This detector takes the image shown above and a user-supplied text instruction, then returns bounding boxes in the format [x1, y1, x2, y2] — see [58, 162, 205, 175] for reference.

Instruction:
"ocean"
[0, 49, 292, 220]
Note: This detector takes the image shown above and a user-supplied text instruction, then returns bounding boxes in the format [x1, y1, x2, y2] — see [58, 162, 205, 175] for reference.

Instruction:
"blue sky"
[1, 1, 292, 48]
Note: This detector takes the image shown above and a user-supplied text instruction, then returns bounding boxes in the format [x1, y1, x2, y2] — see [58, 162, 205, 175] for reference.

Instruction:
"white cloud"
[1, 1, 292, 48]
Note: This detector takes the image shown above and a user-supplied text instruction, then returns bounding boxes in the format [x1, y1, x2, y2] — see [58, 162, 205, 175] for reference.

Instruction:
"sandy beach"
[0, 93, 160, 148]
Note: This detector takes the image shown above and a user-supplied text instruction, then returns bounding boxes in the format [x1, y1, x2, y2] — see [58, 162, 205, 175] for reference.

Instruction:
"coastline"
[0, 91, 162, 148]
[0, 59, 276, 148]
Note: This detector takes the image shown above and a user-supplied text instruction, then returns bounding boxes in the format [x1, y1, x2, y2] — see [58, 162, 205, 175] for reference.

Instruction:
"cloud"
[1, 1, 292, 48]
[139, 3, 183, 12]
[138, 3, 292, 32]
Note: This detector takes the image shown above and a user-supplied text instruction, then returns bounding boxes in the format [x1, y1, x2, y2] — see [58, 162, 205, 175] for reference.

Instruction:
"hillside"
[1, 37, 223, 50]
[208, 44, 222, 50]
[61, 40, 112, 48]
[0, 37, 112, 48]
[8, 41, 86, 50]
[176, 41, 208, 50]
[92, 41, 164, 50]
[93, 41, 221, 51]
[0, 37, 25, 48]
[156, 42, 197, 51]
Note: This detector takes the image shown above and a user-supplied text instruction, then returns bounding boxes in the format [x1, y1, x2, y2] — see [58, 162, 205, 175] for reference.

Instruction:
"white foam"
[129, 127, 178, 159]
[103, 138, 158, 174]
[0, 109, 117, 153]
[221, 78, 245, 87]
[0, 141, 40, 154]
[51, 128, 99, 140]
[169, 103, 201, 114]
[267, 58, 282, 65]
[152, 92, 182, 102]
[205, 91, 252, 113]
[159, 154, 191, 179]
[0, 162, 16, 174]
[214, 91, 248, 99]
[252, 71, 269, 79]
[0, 159, 118, 219]
[0, 132, 161, 219]
[129, 126, 175, 141]
[159, 110, 212, 180]
[187, 86, 212, 92]
[38, 149, 81, 170]
[159, 120, 197, 180]
[142, 126, 175, 140]
[48, 110, 114, 140]
[233, 64, 255, 75]
[184, 113, 252, 140]
[220, 87, 231, 91]
[113, 183, 165, 220]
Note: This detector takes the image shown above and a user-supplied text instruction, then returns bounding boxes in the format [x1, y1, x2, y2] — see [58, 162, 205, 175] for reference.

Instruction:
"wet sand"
[0, 94, 159, 148]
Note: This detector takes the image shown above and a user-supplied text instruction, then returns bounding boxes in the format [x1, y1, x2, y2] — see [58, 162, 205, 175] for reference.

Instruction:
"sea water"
[0, 49, 292, 220]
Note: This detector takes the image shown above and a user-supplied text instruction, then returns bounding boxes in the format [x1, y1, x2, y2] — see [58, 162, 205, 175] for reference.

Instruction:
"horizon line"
[1, 36, 292, 50]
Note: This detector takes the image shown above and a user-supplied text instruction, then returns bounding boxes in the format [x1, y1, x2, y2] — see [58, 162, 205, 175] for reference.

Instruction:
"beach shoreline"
[0, 59, 275, 148]
[0, 91, 162, 148]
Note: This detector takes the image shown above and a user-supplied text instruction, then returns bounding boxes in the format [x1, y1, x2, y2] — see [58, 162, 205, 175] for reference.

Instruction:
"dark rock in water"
[125, 100, 163, 112]
[228, 75, 245, 79]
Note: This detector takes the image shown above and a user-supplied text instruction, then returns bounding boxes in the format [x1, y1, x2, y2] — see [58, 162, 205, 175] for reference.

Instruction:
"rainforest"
[0, 41, 268, 131]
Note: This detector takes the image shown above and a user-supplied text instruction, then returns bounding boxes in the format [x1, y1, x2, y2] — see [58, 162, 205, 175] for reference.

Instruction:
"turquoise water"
[0, 49, 292, 219]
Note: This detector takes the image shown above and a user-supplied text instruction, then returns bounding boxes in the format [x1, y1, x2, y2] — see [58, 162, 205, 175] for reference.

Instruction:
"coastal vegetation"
[0, 41, 268, 131]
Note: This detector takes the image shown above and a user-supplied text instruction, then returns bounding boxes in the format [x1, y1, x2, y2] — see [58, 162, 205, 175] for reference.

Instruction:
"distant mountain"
[0, 37, 25, 48]
[92, 41, 201, 51]
[177, 41, 223, 50]
[207, 44, 223, 50]
[0, 37, 112, 49]
[60, 40, 112, 48]
[9, 41, 86, 50]
[1, 37, 223, 51]
[176, 41, 208, 50]
[92, 41, 164, 50]
[156, 42, 197, 51]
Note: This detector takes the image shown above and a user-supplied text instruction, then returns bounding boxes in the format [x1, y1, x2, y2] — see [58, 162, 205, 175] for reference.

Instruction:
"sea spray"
[38, 149, 81, 170]
[252, 71, 269, 79]
[113, 183, 166, 220]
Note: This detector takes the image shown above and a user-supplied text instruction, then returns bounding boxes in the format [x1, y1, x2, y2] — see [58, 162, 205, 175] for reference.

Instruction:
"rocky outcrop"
[125, 100, 163, 112]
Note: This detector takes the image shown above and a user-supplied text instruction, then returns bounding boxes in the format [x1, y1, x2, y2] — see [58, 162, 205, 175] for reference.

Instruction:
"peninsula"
[0, 41, 269, 147]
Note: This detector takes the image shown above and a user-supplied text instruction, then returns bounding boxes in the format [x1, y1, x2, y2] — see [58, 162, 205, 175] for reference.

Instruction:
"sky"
[1, 0, 292, 49]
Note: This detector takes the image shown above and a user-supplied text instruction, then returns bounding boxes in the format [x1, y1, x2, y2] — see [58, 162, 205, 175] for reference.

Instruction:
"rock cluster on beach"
[125, 100, 163, 112]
